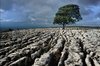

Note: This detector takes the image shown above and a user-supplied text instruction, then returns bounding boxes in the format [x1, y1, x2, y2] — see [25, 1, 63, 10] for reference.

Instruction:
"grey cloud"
[0, 0, 100, 25]
[96, 12, 100, 17]
[0, 0, 13, 10]
[78, 0, 100, 6]
[80, 6, 94, 16]
[13, 0, 31, 6]
[18, 0, 64, 19]
[77, 0, 100, 17]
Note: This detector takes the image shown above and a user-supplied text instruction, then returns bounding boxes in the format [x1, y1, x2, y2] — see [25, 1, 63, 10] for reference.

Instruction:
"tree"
[53, 4, 82, 29]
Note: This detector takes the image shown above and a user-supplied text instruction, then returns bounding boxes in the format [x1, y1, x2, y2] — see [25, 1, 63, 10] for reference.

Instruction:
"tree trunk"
[62, 22, 65, 30]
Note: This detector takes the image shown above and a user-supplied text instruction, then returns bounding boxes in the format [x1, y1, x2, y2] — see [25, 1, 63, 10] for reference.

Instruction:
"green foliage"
[53, 4, 82, 26]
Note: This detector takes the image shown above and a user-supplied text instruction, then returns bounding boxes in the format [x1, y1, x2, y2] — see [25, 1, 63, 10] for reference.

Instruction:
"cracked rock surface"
[0, 28, 100, 66]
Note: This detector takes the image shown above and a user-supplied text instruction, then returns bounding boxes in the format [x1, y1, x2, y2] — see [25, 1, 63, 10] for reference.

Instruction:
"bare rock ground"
[0, 28, 100, 66]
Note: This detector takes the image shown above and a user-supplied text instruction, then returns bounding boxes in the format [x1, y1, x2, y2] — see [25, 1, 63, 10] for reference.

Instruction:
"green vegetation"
[54, 4, 82, 29]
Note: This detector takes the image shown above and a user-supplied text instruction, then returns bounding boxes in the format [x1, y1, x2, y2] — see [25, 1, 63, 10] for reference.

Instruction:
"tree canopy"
[53, 4, 82, 29]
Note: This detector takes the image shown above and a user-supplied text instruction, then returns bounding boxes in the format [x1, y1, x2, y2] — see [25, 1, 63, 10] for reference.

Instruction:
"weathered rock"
[58, 47, 68, 66]
[33, 52, 53, 66]
[0, 28, 100, 66]
[0, 57, 7, 66]
[31, 49, 42, 61]
[8, 57, 27, 66]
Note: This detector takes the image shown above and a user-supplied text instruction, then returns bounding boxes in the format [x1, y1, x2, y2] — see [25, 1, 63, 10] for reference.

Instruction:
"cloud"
[0, 0, 100, 26]
[0, 5, 30, 22]
[0, 0, 13, 10]
[96, 12, 100, 17]
[96, 17, 100, 21]
[77, 0, 100, 17]
[0, 19, 12, 22]
[78, 0, 100, 6]
[80, 7, 93, 16]
[0, 9, 5, 13]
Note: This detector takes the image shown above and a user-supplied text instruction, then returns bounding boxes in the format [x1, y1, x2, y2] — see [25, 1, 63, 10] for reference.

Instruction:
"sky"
[0, 0, 100, 29]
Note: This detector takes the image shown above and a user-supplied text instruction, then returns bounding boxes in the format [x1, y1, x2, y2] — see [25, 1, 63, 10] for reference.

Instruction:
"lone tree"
[53, 4, 82, 29]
